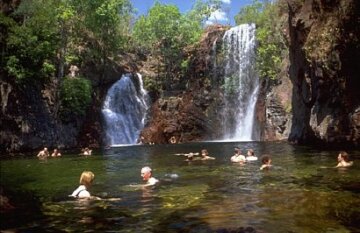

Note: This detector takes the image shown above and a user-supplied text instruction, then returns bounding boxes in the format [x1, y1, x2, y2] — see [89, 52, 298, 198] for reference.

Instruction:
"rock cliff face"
[0, 0, 143, 154]
[286, 0, 360, 145]
[139, 25, 227, 144]
[0, 57, 134, 153]
[139, 23, 293, 144]
[1, 1, 359, 153]
[261, 62, 293, 141]
[140, 0, 360, 145]
[0, 80, 75, 152]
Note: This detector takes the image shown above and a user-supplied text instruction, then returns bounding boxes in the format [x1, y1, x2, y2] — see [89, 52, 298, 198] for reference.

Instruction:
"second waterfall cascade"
[102, 74, 149, 146]
[220, 23, 260, 141]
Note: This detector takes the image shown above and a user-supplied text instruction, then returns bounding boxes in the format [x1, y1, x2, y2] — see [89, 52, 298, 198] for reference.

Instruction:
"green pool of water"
[1, 142, 359, 232]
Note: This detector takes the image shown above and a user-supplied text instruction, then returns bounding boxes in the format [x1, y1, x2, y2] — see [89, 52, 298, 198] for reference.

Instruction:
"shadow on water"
[1, 141, 359, 232]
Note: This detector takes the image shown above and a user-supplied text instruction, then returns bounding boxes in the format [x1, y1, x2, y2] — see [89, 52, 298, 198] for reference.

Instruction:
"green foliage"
[132, 3, 194, 90]
[132, 0, 222, 51]
[235, 0, 285, 80]
[40, 61, 56, 77]
[132, 1, 222, 91]
[186, 0, 222, 26]
[132, 3, 182, 50]
[60, 77, 92, 117]
[180, 59, 189, 73]
[143, 76, 161, 94]
[2, 0, 133, 84]
[3, 0, 59, 83]
[5, 55, 27, 81]
[74, 0, 133, 57]
[234, 1, 263, 25]
[0, 13, 16, 66]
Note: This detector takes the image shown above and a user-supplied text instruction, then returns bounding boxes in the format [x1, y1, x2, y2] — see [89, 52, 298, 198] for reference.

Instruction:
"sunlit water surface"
[1, 142, 359, 232]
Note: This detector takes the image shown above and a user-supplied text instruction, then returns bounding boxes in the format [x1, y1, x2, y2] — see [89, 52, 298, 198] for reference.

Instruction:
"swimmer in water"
[260, 155, 272, 170]
[335, 151, 353, 168]
[141, 166, 159, 186]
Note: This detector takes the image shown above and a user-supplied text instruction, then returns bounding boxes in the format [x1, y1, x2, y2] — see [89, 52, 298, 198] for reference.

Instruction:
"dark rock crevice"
[286, 0, 360, 145]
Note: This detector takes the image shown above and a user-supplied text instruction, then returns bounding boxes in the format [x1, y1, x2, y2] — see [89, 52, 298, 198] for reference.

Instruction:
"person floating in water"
[200, 149, 215, 160]
[246, 149, 258, 161]
[260, 155, 272, 170]
[51, 148, 62, 157]
[37, 147, 49, 159]
[81, 147, 92, 156]
[230, 147, 246, 164]
[336, 151, 353, 168]
[141, 166, 159, 186]
[175, 152, 199, 156]
[70, 171, 95, 198]
[184, 152, 195, 162]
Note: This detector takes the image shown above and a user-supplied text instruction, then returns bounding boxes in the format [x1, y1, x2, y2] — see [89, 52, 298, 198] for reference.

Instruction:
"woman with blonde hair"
[70, 171, 95, 198]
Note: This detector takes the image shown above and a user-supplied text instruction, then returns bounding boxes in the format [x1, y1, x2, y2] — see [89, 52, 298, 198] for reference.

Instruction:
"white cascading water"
[221, 23, 260, 141]
[102, 73, 149, 146]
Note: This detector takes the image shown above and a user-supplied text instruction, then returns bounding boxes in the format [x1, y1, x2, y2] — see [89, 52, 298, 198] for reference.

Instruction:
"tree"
[2, 0, 133, 122]
[4, 0, 59, 83]
[132, 0, 223, 90]
[60, 77, 92, 119]
[2, 0, 133, 84]
[235, 0, 286, 80]
[186, 0, 222, 26]
[69, 0, 133, 83]
[132, 2, 189, 90]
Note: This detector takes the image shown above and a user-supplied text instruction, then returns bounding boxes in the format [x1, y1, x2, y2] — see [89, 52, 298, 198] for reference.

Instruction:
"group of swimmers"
[69, 150, 353, 199]
[36, 147, 92, 159]
[144, 147, 269, 190]
[178, 147, 270, 170]
[176, 149, 216, 161]
[80, 147, 93, 156]
[229, 148, 273, 170]
[36, 147, 61, 158]
[69, 167, 159, 199]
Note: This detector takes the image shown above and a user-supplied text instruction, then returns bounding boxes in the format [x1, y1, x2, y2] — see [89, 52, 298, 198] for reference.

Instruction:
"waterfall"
[102, 73, 149, 146]
[221, 23, 260, 141]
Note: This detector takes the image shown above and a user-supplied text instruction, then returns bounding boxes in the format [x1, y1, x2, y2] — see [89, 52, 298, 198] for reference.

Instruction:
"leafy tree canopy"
[234, 0, 286, 80]
[1, 0, 133, 83]
[60, 77, 92, 118]
[132, 0, 223, 52]
[131, 0, 224, 91]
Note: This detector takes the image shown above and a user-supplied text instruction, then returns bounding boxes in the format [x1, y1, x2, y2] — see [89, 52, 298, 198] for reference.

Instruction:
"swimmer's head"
[141, 166, 152, 181]
[79, 171, 95, 188]
[141, 166, 152, 173]
[338, 151, 349, 162]
[247, 149, 254, 156]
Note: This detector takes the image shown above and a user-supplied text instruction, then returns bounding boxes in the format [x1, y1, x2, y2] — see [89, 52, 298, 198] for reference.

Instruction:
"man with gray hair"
[141, 166, 159, 186]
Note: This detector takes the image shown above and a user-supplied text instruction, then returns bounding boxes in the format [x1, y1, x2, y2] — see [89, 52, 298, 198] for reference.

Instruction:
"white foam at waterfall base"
[220, 23, 260, 141]
[102, 73, 149, 145]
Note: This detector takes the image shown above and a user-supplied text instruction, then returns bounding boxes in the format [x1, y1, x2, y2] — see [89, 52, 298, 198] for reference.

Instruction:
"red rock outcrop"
[139, 25, 228, 144]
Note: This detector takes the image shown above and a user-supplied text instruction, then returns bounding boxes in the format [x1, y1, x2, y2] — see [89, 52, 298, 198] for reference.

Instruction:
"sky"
[130, 0, 254, 26]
